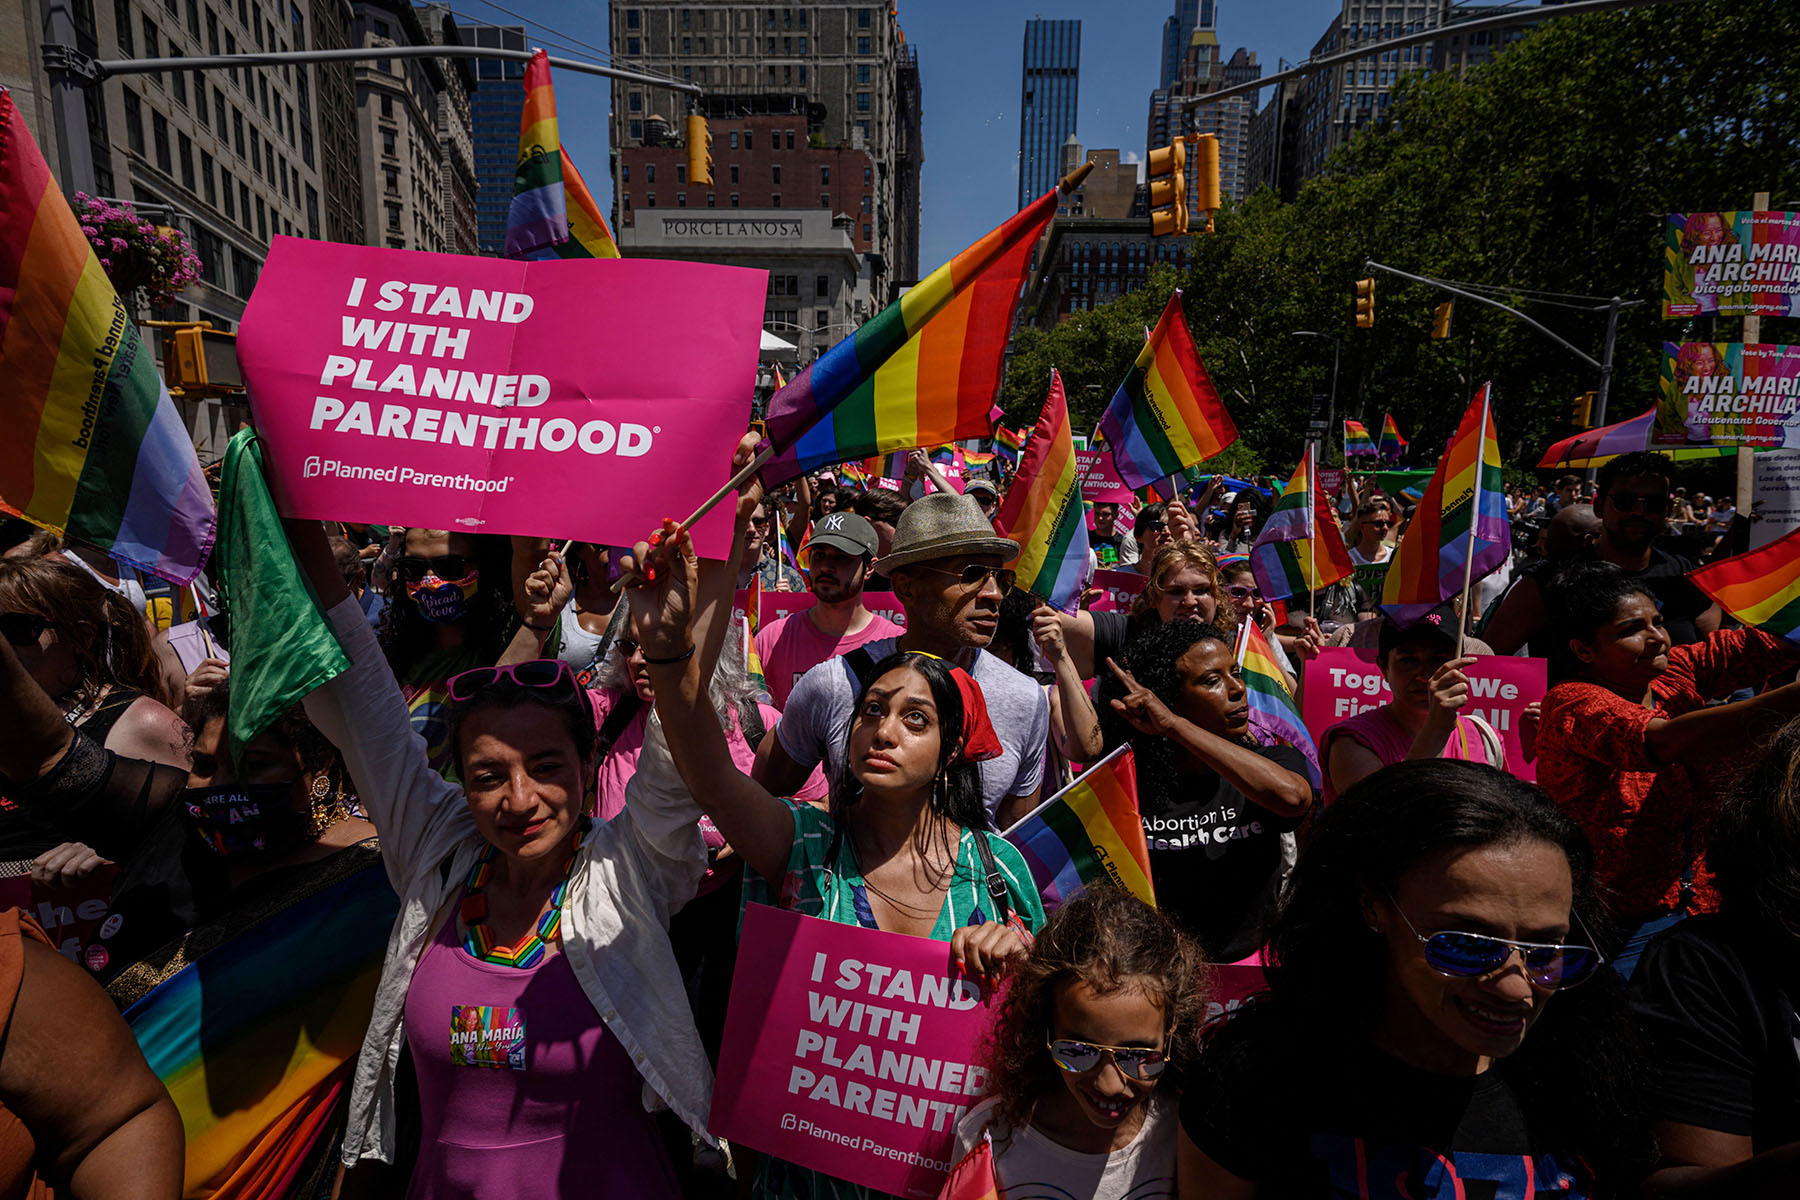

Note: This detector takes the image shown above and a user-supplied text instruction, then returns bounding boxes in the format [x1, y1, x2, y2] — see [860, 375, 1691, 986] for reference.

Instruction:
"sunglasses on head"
[0, 613, 49, 648]
[397, 554, 474, 583]
[1225, 584, 1260, 601]
[1046, 1038, 1167, 1081]
[918, 563, 1017, 593]
[1607, 491, 1670, 515]
[446, 659, 581, 705]
[1387, 898, 1603, 990]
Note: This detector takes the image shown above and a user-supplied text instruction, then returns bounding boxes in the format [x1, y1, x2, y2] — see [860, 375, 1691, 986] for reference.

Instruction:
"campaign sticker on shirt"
[84, 944, 108, 972]
[449, 1005, 526, 1069]
[99, 913, 124, 940]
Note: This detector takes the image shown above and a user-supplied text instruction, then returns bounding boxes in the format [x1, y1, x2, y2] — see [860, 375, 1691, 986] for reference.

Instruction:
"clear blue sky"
[489, 0, 1329, 268]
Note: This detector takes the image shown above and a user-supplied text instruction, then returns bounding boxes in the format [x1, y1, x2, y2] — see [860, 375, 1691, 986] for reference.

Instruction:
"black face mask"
[183, 782, 310, 858]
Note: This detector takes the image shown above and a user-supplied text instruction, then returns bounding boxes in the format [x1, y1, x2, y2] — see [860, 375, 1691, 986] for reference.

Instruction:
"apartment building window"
[730, 193, 739, 207]
[178, 133, 194, 188]
[860, 194, 870, 212]
[232, 246, 257, 296]
[796, 9, 806, 27]
[856, 93, 870, 112]
[676, 164, 686, 183]
[815, 308, 829, 329]
[797, 36, 806, 52]
[681, 36, 691, 53]
[382, 129, 396, 156]
[621, 194, 630, 210]
[764, 7, 775, 28]
[232, 110, 244, 156]
[680, 7, 690, 29]
[784, 129, 794, 149]
[676, 193, 686, 207]
[256, 197, 266, 240]
[782, 36, 790, 53]
[213, 89, 226, 139]
[765, 36, 774, 52]
[626, 36, 639, 54]
[620, 164, 629, 182]
[818, 193, 829, 208]
[728, 131, 738, 149]
[170, 53, 187, 106]
[200, 151, 215, 203]
[856, 36, 870, 53]
[646, 193, 655, 207]
[383, 165, 398, 193]
[386, 203, 401, 231]
[141, 18, 159, 78]
[625, 8, 639, 28]
[629, 120, 642, 139]
[770, 165, 780, 184]
[152, 112, 171, 172]
[194, 77, 209, 126]
[857, 64, 870, 84]
[250, 128, 261, 175]
[123, 90, 144, 153]
[744, 132, 753, 150]
[767, 66, 776, 83]
[814, 275, 829, 297]
[381, 95, 392, 117]
[706, 193, 715, 207]
[858, 8, 872, 27]
[819, 166, 830, 185]
[306, 184, 319, 238]
[770, 194, 780, 207]
[862, 222, 870, 240]
[646, 164, 655, 183]
[863, 166, 871, 184]
[114, 0, 133, 53]
[628, 91, 641, 112]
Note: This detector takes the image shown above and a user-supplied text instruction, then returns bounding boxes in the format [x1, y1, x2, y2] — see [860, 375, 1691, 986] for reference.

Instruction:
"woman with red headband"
[624, 516, 1046, 1200]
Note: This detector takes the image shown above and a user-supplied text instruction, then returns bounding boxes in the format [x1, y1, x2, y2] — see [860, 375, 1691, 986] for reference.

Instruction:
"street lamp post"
[1291, 329, 1341, 464]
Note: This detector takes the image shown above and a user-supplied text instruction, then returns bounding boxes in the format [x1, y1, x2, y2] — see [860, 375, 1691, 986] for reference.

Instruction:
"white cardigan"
[305, 599, 713, 1166]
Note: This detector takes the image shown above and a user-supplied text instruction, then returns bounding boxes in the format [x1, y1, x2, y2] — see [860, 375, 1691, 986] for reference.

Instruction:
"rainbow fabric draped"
[1379, 412, 1408, 462]
[1343, 419, 1377, 458]
[119, 853, 398, 1200]
[938, 1136, 1001, 1200]
[1688, 525, 1800, 644]
[1381, 383, 1510, 626]
[1002, 749, 1154, 912]
[995, 370, 1089, 613]
[504, 50, 620, 259]
[1249, 447, 1353, 602]
[0, 87, 216, 584]
[1099, 290, 1238, 489]
[761, 187, 1061, 484]
[1239, 621, 1321, 789]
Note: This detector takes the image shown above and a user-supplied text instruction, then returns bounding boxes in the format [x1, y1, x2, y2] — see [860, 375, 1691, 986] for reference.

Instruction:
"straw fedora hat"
[872, 492, 1019, 576]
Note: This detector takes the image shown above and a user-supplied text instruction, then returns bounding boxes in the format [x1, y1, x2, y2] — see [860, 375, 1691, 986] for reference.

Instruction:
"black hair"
[830, 650, 988, 832]
[1594, 451, 1673, 503]
[1263, 760, 1651, 1189]
[1541, 560, 1658, 683]
[1231, 488, 1272, 535]
[1709, 715, 1800, 938]
[376, 533, 517, 679]
[853, 489, 907, 527]
[1134, 502, 1169, 541]
[189, 680, 345, 782]
[446, 679, 598, 778]
[1096, 618, 1236, 811]
[990, 589, 1038, 674]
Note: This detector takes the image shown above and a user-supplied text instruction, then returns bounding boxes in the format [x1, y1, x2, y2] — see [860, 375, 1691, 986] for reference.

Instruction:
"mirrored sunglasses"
[1046, 1038, 1167, 1081]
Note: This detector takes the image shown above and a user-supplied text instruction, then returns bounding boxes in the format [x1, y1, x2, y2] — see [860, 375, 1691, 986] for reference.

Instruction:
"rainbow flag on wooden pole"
[504, 50, 620, 259]
[1237, 620, 1321, 788]
[1688, 525, 1800, 645]
[0, 87, 215, 584]
[760, 165, 1092, 485]
[996, 369, 1089, 613]
[1343, 419, 1377, 458]
[1249, 446, 1353, 602]
[1001, 746, 1154, 911]
[1381, 383, 1510, 639]
[1099, 290, 1238, 490]
[1378, 412, 1408, 462]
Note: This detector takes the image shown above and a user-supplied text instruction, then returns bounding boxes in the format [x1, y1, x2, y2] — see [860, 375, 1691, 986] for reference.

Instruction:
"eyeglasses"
[916, 563, 1017, 593]
[446, 659, 581, 704]
[1607, 491, 1670, 515]
[750, 515, 770, 528]
[616, 637, 641, 658]
[1362, 519, 1393, 529]
[1225, 584, 1260, 601]
[1387, 900, 1603, 991]
[1046, 1038, 1167, 1081]
[397, 554, 473, 583]
[0, 613, 49, 648]
[1143, 521, 1167, 534]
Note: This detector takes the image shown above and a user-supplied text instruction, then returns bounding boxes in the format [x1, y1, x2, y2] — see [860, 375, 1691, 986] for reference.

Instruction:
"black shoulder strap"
[971, 831, 1014, 927]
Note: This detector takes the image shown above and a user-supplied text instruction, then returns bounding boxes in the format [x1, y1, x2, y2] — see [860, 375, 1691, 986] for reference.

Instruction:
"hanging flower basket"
[71, 193, 202, 309]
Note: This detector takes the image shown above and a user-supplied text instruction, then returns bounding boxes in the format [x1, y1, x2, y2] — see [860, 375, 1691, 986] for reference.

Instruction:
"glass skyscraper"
[1018, 19, 1081, 210]
[1159, 0, 1218, 89]
[457, 21, 527, 256]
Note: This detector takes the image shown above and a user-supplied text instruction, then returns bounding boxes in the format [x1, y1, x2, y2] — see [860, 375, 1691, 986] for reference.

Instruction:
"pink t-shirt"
[1321, 704, 1502, 804]
[755, 609, 904, 709]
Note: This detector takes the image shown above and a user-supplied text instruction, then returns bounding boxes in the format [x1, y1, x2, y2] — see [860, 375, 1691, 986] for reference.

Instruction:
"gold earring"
[310, 775, 331, 801]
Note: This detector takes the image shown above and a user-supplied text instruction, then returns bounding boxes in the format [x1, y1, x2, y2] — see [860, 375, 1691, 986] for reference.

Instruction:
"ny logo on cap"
[819, 513, 848, 532]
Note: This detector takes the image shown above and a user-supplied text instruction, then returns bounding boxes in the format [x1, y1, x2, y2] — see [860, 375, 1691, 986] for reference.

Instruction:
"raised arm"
[1034, 604, 1103, 762]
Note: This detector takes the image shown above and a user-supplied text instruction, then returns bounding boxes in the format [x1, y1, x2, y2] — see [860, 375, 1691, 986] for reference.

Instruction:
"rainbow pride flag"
[939, 1136, 1001, 1200]
[996, 370, 1089, 613]
[1099, 290, 1237, 489]
[1002, 747, 1154, 911]
[741, 572, 767, 694]
[1379, 412, 1408, 463]
[1238, 621, 1321, 788]
[1689, 524, 1800, 644]
[994, 423, 1028, 468]
[1382, 383, 1510, 626]
[504, 50, 620, 259]
[1344, 419, 1377, 458]
[0, 87, 215, 584]
[1250, 447, 1353, 602]
[762, 187, 1062, 484]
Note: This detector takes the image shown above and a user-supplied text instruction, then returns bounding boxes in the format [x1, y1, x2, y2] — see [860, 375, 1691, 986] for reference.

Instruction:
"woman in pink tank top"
[1322, 607, 1504, 804]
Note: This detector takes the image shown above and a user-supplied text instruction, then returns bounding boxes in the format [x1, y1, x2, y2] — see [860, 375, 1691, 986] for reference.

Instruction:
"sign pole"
[1735, 192, 1769, 520]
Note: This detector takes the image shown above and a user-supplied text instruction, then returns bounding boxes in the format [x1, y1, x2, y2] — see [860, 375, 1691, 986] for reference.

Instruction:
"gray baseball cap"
[806, 511, 880, 558]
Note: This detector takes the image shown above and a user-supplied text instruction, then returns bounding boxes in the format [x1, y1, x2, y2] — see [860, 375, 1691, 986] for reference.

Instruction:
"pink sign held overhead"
[1086, 568, 1148, 614]
[1073, 450, 1136, 506]
[710, 904, 1002, 1199]
[1300, 647, 1547, 782]
[236, 239, 765, 557]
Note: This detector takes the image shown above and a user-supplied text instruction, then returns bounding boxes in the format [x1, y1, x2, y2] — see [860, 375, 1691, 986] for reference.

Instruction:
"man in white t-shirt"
[754, 512, 902, 708]
[755, 492, 1050, 828]
[1347, 499, 1394, 566]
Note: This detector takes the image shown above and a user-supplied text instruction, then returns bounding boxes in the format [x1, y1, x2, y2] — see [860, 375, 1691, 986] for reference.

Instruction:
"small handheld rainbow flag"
[994, 423, 1028, 468]
[740, 573, 767, 695]
[1382, 383, 1510, 626]
[1688, 525, 1800, 645]
[0, 88, 216, 584]
[1343, 419, 1377, 458]
[995, 369, 1089, 613]
[1237, 621, 1321, 788]
[1002, 746, 1154, 911]
[761, 184, 1064, 484]
[504, 50, 620, 259]
[962, 449, 997, 472]
[937, 1135, 1001, 1200]
[1250, 447, 1354, 602]
[1099, 291, 1238, 489]
[1379, 413, 1408, 463]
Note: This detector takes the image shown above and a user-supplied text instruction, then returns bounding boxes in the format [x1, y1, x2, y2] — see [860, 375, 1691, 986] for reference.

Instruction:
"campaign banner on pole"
[1653, 341, 1800, 449]
[1300, 647, 1546, 781]
[1086, 568, 1148, 614]
[738, 589, 908, 631]
[1663, 211, 1800, 319]
[710, 904, 1001, 1199]
[1073, 450, 1136, 506]
[237, 239, 765, 557]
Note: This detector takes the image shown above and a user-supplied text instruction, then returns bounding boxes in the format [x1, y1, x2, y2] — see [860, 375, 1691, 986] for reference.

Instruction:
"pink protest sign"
[746, 589, 908, 631]
[710, 904, 1001, 1199]
[237, 238, 765, 557]
[1086, 568, 1147, 614]
[1317, 467, 1345, 497]
[1205, 958, 1268, 1025]
[1300, 647, 1546, 782]
[1073, 450, 1136, 506]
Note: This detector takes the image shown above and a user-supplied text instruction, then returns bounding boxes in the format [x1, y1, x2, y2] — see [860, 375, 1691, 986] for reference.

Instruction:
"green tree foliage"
[1002, 0, 1800, 475]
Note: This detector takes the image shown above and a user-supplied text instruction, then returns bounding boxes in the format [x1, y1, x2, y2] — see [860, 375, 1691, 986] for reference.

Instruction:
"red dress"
[1537, 629, 1796, 923]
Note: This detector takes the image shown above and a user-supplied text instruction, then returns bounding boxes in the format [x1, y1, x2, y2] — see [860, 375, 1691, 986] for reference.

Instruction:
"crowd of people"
[0, 432, 1794, 1200]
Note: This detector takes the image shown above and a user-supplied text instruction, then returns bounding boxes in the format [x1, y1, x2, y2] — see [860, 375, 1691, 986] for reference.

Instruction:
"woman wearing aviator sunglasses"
[1179, 759, 1653, 1200]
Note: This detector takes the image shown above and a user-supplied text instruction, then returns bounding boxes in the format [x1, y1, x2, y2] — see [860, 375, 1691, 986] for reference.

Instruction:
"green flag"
[215, 428, 350, 767]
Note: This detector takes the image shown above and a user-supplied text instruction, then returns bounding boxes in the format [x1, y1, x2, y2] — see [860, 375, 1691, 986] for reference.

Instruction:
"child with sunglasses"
[949, 886, 1202, 1200]
[1178, 759, 1653, 1200]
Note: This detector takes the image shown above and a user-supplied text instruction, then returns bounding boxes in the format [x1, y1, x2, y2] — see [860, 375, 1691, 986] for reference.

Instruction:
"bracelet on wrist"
[644, 644, 696, 666]
[524, 618, 554, 631]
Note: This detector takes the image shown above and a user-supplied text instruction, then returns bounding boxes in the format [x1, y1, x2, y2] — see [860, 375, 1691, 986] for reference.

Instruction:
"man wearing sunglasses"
[754, 513, 900, 709]
[1484, 452, 1720, 655]
[756, 492, 1050, 828]
[736, 502, 804, 593]
[1348, 499, 1395, 566]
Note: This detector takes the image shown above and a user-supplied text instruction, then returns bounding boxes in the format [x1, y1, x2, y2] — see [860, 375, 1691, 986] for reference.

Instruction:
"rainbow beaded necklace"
[459, 823, 586, 968]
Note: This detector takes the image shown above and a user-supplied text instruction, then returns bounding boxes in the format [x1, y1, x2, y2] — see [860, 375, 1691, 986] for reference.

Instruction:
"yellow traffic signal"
[1192, 134, 1221, 225]
[685, 114, 713, 189]
[1572, 391, 1596, 428]
[1354, 277, 1376, 329]
[164, 326, 243, 395]
[1147, 140, 1187, 237]
[1430, 300, 1453, 339]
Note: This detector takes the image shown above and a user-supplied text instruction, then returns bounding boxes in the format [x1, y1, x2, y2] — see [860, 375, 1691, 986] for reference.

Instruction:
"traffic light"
[1572, 391, 1596, 428]
[1430, 300, 1453, 339]
[1147, 139, 1188, 237]
[685, 114, 713, 189]
[1192, 134, 1221, 231]
[163, 326, 243, 396]
[1354, 277, 1376, 329]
